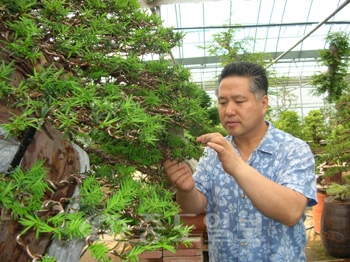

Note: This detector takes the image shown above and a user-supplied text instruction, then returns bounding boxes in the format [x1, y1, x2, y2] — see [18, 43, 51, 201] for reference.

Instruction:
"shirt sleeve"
[274, 141, 318, 207]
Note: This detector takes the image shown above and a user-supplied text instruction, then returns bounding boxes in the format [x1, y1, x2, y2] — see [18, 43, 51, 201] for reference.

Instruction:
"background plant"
[201, 24, 289, 89]
[326, 175, 350, 201]
[199, 23, 291, 125]
[302, 109, 331, 154]
[319, 92, 350, 178]
[272, 110, 304, 139]
[310, 31, 350, 103]
[310, 31, 350, 194]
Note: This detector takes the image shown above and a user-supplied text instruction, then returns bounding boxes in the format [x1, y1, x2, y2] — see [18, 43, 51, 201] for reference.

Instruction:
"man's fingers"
[207, 141, 224, 153]
[197, 132, 223, 144]
[173, 172, 191, 189]
[163, 160, 194, 192]
[163, 161, 189, 179]
[163, 159, 177, 169]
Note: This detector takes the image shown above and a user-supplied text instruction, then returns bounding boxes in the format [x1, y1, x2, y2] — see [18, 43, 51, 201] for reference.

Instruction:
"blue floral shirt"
[193, 122, 317, 262]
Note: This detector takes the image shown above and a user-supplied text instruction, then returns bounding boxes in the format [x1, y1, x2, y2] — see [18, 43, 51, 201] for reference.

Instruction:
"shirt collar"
[257, 121, 277, 155]
[228, 120, 275, 155]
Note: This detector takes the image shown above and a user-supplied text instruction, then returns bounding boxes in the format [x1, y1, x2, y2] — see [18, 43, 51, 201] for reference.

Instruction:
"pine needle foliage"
[326, 182, 350, 201]
[0, 159, 52, 218]
[0, 0, 211, 173]
[0, 0, 207, 260]
[0, 160, 192, 261]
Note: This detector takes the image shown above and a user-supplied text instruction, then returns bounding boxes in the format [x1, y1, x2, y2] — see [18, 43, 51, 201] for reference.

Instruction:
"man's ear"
[261, 95, 269, 113]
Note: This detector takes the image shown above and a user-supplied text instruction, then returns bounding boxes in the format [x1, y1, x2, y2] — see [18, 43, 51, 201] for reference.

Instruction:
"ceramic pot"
[320, 196, 350, 258]
[179, 211, 207, 235]
[324, 171, 343, 185]
[312, 189, 327, 234]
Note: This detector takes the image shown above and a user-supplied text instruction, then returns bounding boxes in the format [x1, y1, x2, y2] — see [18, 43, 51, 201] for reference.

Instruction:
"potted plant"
[308, 30, 350, 236]
[317, 91, 350, 258]
[312, 161, 345, 234]
[321, 175, 350, 258]
[0, 1, 213, 261]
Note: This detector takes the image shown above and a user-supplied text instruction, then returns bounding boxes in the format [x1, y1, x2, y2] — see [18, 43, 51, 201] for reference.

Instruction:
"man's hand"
[163, 159, 207, 214]
[197, 133, 243, 175]
[163, 160, 195, 192]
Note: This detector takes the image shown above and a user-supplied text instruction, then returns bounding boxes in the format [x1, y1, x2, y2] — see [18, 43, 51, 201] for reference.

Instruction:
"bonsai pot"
[312, 188, 328, 234]
[320, 196, 350, 258]
[179, 210, 207, 236]
[313, 166, 343, 234]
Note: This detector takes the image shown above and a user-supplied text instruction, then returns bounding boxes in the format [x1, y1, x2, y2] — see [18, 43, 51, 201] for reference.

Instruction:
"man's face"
[217, 76, 268, 138]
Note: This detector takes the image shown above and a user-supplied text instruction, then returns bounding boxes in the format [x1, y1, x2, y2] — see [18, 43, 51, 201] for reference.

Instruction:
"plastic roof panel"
[160, 0, 350, 75]
[155, 0, 350, 115]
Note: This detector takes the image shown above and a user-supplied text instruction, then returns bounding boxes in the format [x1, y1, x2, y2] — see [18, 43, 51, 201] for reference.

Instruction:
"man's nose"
[225, 102, 237, 116]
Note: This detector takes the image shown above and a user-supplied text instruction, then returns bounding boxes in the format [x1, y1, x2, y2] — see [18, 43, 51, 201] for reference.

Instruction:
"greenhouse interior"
[0, 0, 350, 262]
[143, 0, 350, 118]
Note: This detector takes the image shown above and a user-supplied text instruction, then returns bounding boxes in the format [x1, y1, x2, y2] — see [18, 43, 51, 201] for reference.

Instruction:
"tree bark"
[0, 103, 81, 262]
[45, 143, 91, 262]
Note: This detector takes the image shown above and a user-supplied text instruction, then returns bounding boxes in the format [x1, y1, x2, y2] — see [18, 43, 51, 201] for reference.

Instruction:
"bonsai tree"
[0, 0, 212, 261]
[309, 30, 350, 184]
[326, 175, 350, 201]
[201, 23, 289, 88]
[302, 109, 331, 154]
[319, 98, 350, 256]
[273, 110, 303, 139]
[319, 91, 350, 198]
[310, 31, 350, 103]
[204, 27, 268, 66]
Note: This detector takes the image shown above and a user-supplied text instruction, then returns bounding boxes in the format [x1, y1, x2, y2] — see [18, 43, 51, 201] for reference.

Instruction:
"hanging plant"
[310, 31, 350, 103]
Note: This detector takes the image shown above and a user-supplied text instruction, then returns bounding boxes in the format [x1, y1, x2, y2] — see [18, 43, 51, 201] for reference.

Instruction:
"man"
[163, 62, 317, 262]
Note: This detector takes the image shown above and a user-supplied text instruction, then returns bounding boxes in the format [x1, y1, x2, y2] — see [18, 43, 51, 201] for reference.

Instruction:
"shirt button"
[241, 242, 245, 247]
[240, 218, 245, 223]
[241, 193, 245, 198]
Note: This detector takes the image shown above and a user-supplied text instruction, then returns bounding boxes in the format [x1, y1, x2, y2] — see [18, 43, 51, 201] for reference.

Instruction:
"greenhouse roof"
[139, 0, 350, 116]
[142, 0, 350, 91]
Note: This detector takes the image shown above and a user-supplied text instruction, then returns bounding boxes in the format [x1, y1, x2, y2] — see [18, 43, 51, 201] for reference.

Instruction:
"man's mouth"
[226, 121, 239, 127]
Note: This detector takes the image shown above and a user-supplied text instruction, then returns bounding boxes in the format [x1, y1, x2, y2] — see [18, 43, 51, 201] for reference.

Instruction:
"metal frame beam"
[171, 21, 350, 31]
[174, 50, 320, 66]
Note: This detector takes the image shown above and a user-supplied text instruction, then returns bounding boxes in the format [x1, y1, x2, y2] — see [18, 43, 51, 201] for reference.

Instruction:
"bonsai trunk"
[0, 103, 82, 262]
